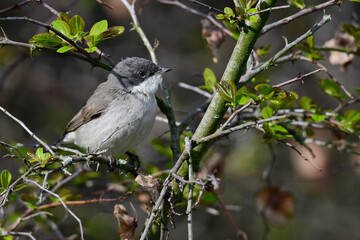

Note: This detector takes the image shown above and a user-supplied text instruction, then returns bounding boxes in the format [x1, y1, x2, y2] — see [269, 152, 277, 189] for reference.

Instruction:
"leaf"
[203, 68, 217, 92]
[35, 148, 44, 159]
[1, 170, 12, 188]
[299, 96, 312, 110]
[70, 15, 85, 35]
[13, 183, 27, 192]
[262, 106, 273, 118]
[236, 95, 250, 105]
[256, 44, 271, 56]
[255, 84, 274, 96]
[29, 33, 63, 47]
[247, 8, 258, 23]
[344, 110, 360, 123]
[271, 125, 288, 133]
[98, 26, 125, 41]
[85, 46, 98, 53]
[224, 7, 235, 17]
[320, 79, 342, 99]
[57, 45, 74, 53]
[59, 12, 71, 24]
[312, 113, 326, 122]
[288, 0, 305, 9]
[216, 14, 225, 20]
[51, 19, 71, 38]
[216, 81, 237, 106]
[89, 20, 108, 36]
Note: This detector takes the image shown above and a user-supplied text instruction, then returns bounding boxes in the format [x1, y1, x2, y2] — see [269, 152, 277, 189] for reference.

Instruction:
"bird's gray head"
[108, 57, 171, 93]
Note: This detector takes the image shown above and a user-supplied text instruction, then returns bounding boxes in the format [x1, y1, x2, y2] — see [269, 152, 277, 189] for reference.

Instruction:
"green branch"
[189, 0, 278, 170]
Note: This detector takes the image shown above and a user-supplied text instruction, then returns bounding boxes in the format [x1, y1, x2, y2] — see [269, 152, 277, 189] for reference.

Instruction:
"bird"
[57, 57, 171, 157]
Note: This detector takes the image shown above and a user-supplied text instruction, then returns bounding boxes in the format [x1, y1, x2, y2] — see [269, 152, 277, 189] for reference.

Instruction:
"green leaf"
[51, 19, 71, 38]
[216, 81, 237, 106]
[355, 88, 360, 95]
[13, 183, 27, 192]
[299, 96, 312, 110]
[256, 44, 271, 56]
[203, 68, 217, 92]
[320, 79, 342, 99]
[201, 191, 217, 204]
[35, 148, 44, 159]
[236, 95, 250, 105]
[216, 14, 225, 20]
[70, 15, 85, 35]
[261, 106, 273, 118]
[85, 46, 98, 53]
[224, 7, 235, 17]
[98, 26, 125, 41]
[247, 8, 258, 23]
[312, 113, 326, 122]
[344, 110, 360, 122]
[29, 33, 63, 47]
[59, 12, 71, 24]
[57, 45, 74, 53]
[255, 84, 274, 96]
[1, 170, 12, 188]
[289, 0, 305, 9]
[271, 125, 288, 133]
[89, 20, 108, 36]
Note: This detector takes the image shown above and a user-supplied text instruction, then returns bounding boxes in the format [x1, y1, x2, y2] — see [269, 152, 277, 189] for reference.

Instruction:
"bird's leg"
[126, 151, 140, 170]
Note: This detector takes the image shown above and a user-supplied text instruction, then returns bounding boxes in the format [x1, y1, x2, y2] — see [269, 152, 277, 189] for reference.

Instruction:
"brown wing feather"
[65, 83, 121, 133]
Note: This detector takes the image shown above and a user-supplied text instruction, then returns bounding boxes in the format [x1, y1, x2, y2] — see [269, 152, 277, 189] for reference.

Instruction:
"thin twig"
[186, 144, 194, 240]
[157, 0, 232, 37]
[139, 137, 192, 240]
[262, 0, 340, 34]
[274, 69, 323, 88]
[178, 82, 212, 99]
[0, 106, 54, 155]
[240, 15, 331, 85]
[196, 115, 288, 144]
[24, 178, 84, 240]
[291, 55, 353, 98]
[248, 5, 290, 16]
[279, 140, 323, 171]
[0, 0, 32, 15]
[215, 193, 248, 240]
[0, 231, 36, 240]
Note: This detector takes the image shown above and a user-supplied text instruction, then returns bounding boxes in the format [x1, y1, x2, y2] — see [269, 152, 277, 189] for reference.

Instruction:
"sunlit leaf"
[52, 19, 71, 37]
[344, 110, 360, 123]
[29, 33, 63, 47]
[203, 68, 217, 92]
[1, 170, 11, 188]
[320, 79, 342, 99]
[262, 106, 273, 118]
[311, 113, 326, 122]
[57, 45, 74, 53]
[255, 84, 273, 96]
[89, 20, 108, 36]
[98, 26, 125, 41]
[70, 15, 85, 35]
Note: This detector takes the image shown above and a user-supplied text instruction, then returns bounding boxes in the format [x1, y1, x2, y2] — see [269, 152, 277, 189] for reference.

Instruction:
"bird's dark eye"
[138, 70, 147, 78]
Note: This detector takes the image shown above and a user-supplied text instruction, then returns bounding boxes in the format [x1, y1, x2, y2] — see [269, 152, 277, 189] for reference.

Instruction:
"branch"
[24, 178, 84, 240]
[120, 0, 181, 161]
[262, 0, 340, 34]
[0, 16, 112, 70]
[191, 0, 278, 164]
[0, 106, 54, 155]
[139, 137, 192, 240]
[157, 0, 232, 37]
[273, 68, 323, 88]
[0, 0, 32, 15]
[240, 15, 331, 85]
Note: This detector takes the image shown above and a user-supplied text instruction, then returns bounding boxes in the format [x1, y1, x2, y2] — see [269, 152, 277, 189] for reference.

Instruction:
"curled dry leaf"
[136, 192, 152, 212]
[255, 186, 296, 225]
[324, 30, 357, 72]
[201, 19, 226, 63]
[135, 173, 162, 202]
[113, 204, 137, 240]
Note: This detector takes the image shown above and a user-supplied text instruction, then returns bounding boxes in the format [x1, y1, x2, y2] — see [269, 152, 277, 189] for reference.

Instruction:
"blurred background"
[1, 0, 360, 239]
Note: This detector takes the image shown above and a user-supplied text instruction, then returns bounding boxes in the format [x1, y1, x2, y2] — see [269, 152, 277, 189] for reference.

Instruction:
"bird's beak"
[158, 67, 172, 74]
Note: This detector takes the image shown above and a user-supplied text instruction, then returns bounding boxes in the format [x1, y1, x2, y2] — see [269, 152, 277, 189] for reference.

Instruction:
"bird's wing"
[65, 83, 121, 133]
